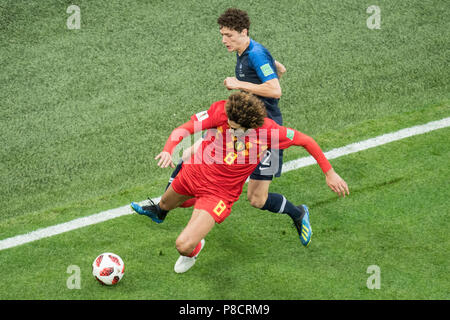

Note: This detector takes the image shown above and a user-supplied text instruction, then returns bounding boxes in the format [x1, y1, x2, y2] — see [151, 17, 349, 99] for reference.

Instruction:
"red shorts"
[171, 168, 234, 224]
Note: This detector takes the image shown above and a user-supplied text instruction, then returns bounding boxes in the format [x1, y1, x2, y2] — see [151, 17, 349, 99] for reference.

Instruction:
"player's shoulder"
[208, 100, 228, 121]
[249, 39, 270, 53]
[247, 39, 277, 80]
[260, 117, 279, 129]
[192, 100, 227, 123]
[209, 99, 226, 112]
[248, 39, 272, 59]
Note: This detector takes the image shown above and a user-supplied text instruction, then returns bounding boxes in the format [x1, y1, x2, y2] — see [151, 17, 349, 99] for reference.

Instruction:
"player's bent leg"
[160, 185, 193, 211]
[249, 178, 303, 220]
[247, 179, 271, 208]
[131, 185, 193, 224]
[176, 209, 215, 256]
[174, 209, 215, 273]
[249, 178, 311, 247]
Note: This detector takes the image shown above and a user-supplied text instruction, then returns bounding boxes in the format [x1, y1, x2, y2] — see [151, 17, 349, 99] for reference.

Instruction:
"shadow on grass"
[311, 177, 405, 209]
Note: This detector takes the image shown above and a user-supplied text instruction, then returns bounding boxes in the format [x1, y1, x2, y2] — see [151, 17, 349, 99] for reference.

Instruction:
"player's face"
[220, 27, 248, 53]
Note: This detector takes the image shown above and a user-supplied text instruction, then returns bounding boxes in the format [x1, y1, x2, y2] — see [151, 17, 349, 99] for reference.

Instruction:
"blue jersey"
[235, 39, 282, 125]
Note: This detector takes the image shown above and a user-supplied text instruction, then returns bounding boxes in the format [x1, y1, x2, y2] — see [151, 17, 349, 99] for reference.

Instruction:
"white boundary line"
[1, 117, 449, 251]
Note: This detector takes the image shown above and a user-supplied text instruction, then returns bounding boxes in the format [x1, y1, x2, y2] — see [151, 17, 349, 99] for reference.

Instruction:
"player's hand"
[155, 151, 175, 168]
[325, 168, 349, 197]
[223, 77, 241, 90]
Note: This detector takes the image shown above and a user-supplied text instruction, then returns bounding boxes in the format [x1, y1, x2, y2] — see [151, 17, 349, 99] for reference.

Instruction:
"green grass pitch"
[0, 0, 449, 300]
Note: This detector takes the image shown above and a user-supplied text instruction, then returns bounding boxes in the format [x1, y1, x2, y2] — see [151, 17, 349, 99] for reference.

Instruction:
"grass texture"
[0, 0, 449, 299]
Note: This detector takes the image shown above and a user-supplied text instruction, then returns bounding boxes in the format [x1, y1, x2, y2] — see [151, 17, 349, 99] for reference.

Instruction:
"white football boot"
[174, 239, 205, 273]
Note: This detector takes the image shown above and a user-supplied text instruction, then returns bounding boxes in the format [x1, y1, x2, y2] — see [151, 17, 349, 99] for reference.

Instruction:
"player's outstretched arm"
[156, 119, 197, 169]
[274, 125, 349, 198]
[293, 134, 349, 198]
[156, 103, 219, 169]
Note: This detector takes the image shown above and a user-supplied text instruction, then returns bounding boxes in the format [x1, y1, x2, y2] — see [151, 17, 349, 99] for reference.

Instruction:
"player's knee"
[175, 235, 195, 256]
[247, 191, 267, 209]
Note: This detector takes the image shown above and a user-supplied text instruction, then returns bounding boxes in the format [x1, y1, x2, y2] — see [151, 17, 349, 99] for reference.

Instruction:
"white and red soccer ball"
[92, 252, 125, 285]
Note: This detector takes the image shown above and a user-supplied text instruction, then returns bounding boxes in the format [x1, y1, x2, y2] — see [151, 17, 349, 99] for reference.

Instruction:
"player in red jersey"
[131, 92, 349, 273]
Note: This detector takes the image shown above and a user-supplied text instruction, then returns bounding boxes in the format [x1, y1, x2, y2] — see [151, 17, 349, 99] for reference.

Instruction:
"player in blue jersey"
[217, 8, 318, 245]
[163, 8, 343, 247]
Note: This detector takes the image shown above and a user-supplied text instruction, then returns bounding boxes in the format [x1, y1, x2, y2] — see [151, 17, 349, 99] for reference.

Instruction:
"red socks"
[187, 241, 202, 257]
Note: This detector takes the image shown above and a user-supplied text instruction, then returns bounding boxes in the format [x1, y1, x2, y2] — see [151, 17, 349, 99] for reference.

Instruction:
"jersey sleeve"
[269, 122, 332, 174]
[162, 100, 226, 154]
[248, 50, 278, 83]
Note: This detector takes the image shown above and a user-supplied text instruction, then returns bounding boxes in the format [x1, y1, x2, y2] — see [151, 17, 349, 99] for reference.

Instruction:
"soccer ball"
[92, 252, 125, 285]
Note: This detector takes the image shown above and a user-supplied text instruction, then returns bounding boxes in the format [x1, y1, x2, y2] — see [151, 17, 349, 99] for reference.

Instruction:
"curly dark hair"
[217, 8, 250, 33]
[225, 92, 267, 129]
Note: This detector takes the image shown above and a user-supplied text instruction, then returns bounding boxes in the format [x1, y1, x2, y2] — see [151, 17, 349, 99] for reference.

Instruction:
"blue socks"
[261, 193, 302, 220]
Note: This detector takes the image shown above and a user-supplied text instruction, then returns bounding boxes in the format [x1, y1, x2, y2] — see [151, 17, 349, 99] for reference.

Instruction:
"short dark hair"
[217, 8, 250, 33]
[225, 92, 267, 129]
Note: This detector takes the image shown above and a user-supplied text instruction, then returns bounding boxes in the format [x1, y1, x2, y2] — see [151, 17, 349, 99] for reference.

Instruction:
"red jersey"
[163, 100, 332, 202]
